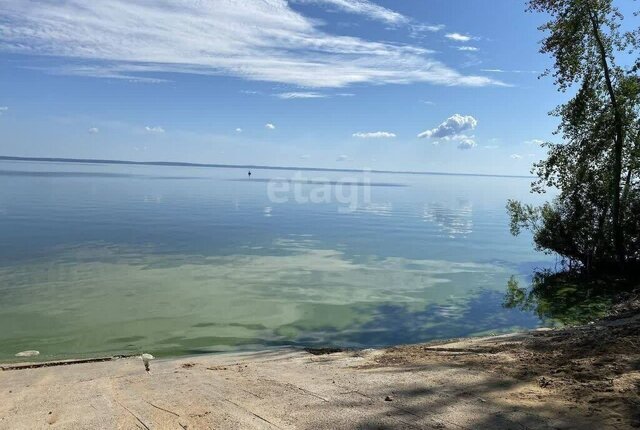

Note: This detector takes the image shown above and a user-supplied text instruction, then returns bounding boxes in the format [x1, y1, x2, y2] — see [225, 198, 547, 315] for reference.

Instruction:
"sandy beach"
[1, 303, 638, 430]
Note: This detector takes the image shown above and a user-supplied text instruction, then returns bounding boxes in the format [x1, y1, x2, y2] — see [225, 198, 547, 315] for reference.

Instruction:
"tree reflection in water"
[503, 271, 631, 325]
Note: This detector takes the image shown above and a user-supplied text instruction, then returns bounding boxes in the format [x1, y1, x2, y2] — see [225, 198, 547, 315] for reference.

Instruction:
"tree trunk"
[588, 5, 626, 267]
[621, 130, 639, 204]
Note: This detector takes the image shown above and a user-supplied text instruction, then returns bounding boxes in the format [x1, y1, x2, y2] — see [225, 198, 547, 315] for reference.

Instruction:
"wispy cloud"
[0, 0, 503, 88]
[88, 127, 99, 134]
[275, 92, 327, 99]
[145, 126, 165, 133]
[413, 24, 445, 33]
[336, 154, 349, 161]
[511, 154, 523, 160]
[236, 128, 243, 133]
[265, 123, 276, 130]
[525, 139, 545, 146]
[0, 106, 8, 115]
[481, 69, 538, 74]
[409, 23, 445, 38]
[457, 46, 478, 52]
[292, 0, 407, 24]
[352, 131, 396, 139]
[445, 33, 475, 42]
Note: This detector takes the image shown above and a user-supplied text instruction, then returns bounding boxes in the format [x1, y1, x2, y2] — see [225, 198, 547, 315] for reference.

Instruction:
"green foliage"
[509, 0, 640, 274]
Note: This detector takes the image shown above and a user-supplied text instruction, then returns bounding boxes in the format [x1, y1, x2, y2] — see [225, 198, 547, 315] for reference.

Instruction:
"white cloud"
[145, 126, 165, 133]
[265, 123, 276, 130]
[525, 139, 545, 146]
[236, 128, 243, 133]
[413, 24, 445, 33]
[511, 154, 523, 159]
[336, 154, 349, 161]
[457, 46, 478, 52]
[275, 92, 327, 99]
[457, 137, 476, 150]
[0, 106, 8, 115]
[418, 114, 479, 150]
[481, 69, 538, 74]
[409, 24, 445, 38]
[88, 127, 99, 134]
[0, 0, 504, 88]
[292, 0, 407, 24]
[352, 131, 396, 139]
[300, 154, 311, 159]
[445, 33, 474, 42]
[418, 114, 478, 139]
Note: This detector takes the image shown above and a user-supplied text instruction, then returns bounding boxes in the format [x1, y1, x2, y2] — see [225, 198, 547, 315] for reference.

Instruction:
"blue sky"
[0, 0, 628, 175]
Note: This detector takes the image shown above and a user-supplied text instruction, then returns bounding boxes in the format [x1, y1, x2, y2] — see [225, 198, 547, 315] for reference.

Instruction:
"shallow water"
[0, 161, 552, 361]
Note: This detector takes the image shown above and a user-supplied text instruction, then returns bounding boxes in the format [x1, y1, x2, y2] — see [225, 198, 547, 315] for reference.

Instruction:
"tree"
[508, 0, 640, 273]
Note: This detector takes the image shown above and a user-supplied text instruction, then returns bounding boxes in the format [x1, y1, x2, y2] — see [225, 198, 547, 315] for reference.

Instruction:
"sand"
[1, 309, 638, 429]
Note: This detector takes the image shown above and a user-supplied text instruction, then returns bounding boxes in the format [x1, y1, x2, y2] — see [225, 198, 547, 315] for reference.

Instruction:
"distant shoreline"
[0, 155, 534, 179]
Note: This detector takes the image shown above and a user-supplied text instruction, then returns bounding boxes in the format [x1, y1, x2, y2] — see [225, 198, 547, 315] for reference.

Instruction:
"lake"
[0, 160, 553, 362]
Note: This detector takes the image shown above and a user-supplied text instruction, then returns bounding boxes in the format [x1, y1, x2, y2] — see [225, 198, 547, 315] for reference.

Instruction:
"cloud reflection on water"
[0, 237, 530, 361]
[423, 199, 473, 238]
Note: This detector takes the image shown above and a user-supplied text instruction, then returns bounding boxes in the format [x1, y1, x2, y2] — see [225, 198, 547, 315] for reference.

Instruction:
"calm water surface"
[0, 161, 553, 362]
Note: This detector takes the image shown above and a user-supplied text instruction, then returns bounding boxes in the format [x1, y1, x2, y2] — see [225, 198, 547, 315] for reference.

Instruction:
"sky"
[0, 0, 633, 175]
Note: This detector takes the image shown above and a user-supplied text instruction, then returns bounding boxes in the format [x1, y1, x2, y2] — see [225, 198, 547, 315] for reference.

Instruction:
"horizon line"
[0, 155, 535, 179]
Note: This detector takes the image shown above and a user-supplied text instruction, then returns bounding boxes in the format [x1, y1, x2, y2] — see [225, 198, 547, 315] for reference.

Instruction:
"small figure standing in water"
[248, 170, 252, 178]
